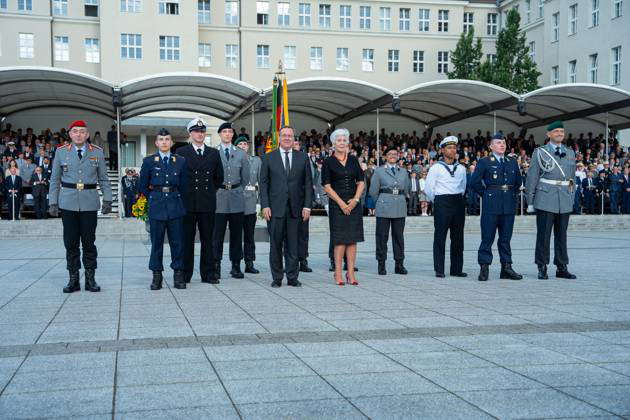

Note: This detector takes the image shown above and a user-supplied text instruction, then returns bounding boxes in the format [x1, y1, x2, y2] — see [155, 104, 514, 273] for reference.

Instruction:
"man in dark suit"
[582, 171, 596, 214]
[30, 166, 49, 219]
[260, 126, 313, 288]
[4, 166, 22, 220]
[177, 118, 224, 284]
[121, 169, 139, 218]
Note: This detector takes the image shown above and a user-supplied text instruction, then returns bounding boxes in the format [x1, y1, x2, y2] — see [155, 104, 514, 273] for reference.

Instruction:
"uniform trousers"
[432, 194, 465, 275]
[61, 210, 97, 271]
[183, 211, 215, 279]
[478, 212, 515, 265]
[149, 216, 184, 271]
[623, 191, 630, 214]
[375, 217, 405, 262]
[535, 210, 569, 266]
[213, 212, 244, 263]
[243, 213, 257, 262]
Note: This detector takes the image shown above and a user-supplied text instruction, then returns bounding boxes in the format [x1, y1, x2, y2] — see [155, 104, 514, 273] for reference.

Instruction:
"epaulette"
[88, 143, 102, 151]
[57, 143, 70, 149]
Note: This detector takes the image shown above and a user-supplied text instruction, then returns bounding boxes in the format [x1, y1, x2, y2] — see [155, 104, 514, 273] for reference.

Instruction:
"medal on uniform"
[490, 156, 495, 162]
[154, 156, 160, 162]
[493, 174, 498, 179]
[172, 156, 176, 163]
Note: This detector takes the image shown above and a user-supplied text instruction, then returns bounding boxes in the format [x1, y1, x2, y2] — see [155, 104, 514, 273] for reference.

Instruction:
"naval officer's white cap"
[439, 136, 458, 148]
[187, 118, 207, 132]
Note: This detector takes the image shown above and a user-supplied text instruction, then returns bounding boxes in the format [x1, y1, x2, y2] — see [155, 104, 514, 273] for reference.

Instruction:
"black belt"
[61, 182, 96, 190]
[220, 183, 241, 190]
[153, 186, 177, 192]
[379, 188, 403, 195]
[486, 185, 514, 191]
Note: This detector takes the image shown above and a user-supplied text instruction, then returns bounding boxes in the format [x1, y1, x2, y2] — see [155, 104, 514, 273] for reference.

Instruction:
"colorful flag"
[265, 69, 290, 153]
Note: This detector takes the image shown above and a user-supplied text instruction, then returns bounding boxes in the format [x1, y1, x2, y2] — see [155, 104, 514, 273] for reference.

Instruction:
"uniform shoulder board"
[56, 143, 69, 149]
[88, 143, 102, 150]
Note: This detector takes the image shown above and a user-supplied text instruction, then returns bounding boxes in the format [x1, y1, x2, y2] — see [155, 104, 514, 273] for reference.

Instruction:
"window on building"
[256, 44, 269, 68]
[590, 0, 599, 27]
[54, 36, 70, 61]
[438, 9, 449, 32]
[198, 43, 211, 67]
[340, 5, 351, 29]
[413, 50, 424, 73]
[552, 12, 559, 41]
[158, 0, 179, 15]
[525, 0, 531, 23]
[198, 0, 210, 24]
[284, 45, 296, 69]
[18, 33, 34, 58]
[299, 3, 311, 27]
[159, 35, 180, 61]
[569, 4, 578, 35]
[589, 53, 598, 83]
[538, 0, 544, 18]
[121, 33, 142, 59]
[613, 0, 623, 18]
[360, 6, 371, 29]
[225, 44, 238, 69]
[17, 0, 32, 11]
[85, 38, 100, 63]
[487, 13, 497, 35]
[399, 8, 410, 31]
[552, 66, 559, 84]
[225, 0, 238, 24]
[438, 51, 449, 73]
[257, 1, 269, 25]
[419, 8, 430, 32]
[388, 49, 399, 72]
[310, 46, 322, 70]
[362, 48, 374, 71]
[336, 48, 349, 71]
[568, 60, 577, 82]
[529, 41, 535, 61]
[486, 53, 497, 64]
[85, 0, 98, 16]
[278, 2, 290, 26]
[319, 4, 331, 28]
[0, 0, 6, 10]
[463, 12, 474, 33]
[611, 46, 621, 85]
[53, 0, 68, 16]
[380, 7, 391, 31]
[121, 0, 141, 13]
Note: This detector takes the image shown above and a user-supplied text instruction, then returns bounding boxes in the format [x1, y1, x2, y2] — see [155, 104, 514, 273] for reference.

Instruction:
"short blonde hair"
[330, 128, 350, 144]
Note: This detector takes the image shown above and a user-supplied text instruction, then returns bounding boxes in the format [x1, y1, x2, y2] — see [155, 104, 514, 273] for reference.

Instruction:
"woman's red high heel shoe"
[335, 274, 344, 286]
[345, 273, 359, 286]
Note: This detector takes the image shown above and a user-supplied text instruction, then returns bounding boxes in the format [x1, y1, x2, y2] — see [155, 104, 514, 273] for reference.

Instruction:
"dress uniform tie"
[225, 148, 230, 161]
[163, 156, 169, 167]
[284, 151, 291, 175]
[499, 157, 503, 164]
[77, 149, 83, 160]
[197, 148, 203, 157]
[391, 167, 396, 176]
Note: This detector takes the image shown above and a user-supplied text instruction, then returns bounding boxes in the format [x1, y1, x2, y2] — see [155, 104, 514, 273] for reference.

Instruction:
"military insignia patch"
[154, 156, 160, 162]
[172, 156, 176, 163]
[493, 174, 498, 179]
[490, 156, 495, 161]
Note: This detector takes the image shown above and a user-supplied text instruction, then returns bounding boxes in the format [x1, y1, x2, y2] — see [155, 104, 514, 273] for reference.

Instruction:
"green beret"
[547, 121, 564, 131]
[234, 136, 249, 147]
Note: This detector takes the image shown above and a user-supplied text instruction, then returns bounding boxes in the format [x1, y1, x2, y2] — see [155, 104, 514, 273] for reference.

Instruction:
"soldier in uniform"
[609, 165, 623, 214]
[49, 120, 112, 293]
[622, 167, 630, 214]
[525, 121, 577, 280]
[214, 122, 250, 279]
[139, 129, 188, 290]
[582, 170, 597, 214]
[294, 138, 314, 272]
[470, 133, 523, 282]
[30, 165, 49, 219]
[121, 169, 139, 218]
[235, 135, 261, 274]
[177, 118, 224, 284]
[369, 147, 411, 275]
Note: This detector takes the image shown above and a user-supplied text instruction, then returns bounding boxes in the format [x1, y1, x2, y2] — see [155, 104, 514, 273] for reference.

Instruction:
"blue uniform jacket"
[139, 153, 188, 221]
[470, 155, 522, 215]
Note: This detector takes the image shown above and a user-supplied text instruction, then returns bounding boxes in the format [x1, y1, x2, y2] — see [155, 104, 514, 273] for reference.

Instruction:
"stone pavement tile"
[437, 334, 527, 350]
[115, 382, 231, 412]
[549, 344, 630, 363]
[193, 322, 268, 336]
[223, 376, 339, 404]
[114, 404, 240, 420]
[324, 371, 442, 398]
[449, 315, 530, 326]
[237, 398, 366, 420]
[117, 347, 207, 367]
[37, 327, 118, 344]
[516, 313, 602, 324]
[300, 354, 406, 376]
[509, 363, 630, 387]
[396, 316, 470, 328]
[558, 385, 630, 416]
[597, 362, 630, 377]
[466, 344, 583, 366]
[581, 330, 630, 344]
[203, 344, 294, 362]
[513, 332, 608, 347]
[389, 351, 493, 372]
[0, 356, 23, 371]
[314, 310, 384, 321]
[119, 326, 194, 340]
[420, 366, 545, 392]
[350, 393, 493, 420]
[116, 362, 218, 387]
[4, 367, 114, 394]
[20, 352, 116, 373]
[455, 388, 611, 419]
[361, 337, 455, 354]
[214, 358, 314, 381]
[0, 387, 113, 418]
[0, 328, 46, 346]
[285, 341, 376, 358]
[326, 318, 404, 331]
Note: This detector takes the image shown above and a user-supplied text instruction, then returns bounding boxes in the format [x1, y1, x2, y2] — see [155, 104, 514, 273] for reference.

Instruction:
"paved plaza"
[0, 227, 629, 419]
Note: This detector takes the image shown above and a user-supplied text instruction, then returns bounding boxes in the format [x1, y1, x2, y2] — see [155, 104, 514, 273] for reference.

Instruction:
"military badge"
[154, 156, 160, 162]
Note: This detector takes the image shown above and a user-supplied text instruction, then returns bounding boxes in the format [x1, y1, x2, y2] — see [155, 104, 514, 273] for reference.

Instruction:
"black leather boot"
[556, 264, 577, 279]
[150, 271, 163, 290]
[213, 262, 221, 280]
[394, 262, 408, 275]
[173, 270, 186, 289]
[184, 271, 192, 283]
[230, 262, 244, 279]
[537, 264, 548, 280]
[84, 269, 101, 292]
[245, 261, 260, 274]
[478, 264, 489, 282]
[378, 261, 386, 275]
[63, 270, 80, 293]
[299, 259, 313, 273]
[500, 263, 523, 280]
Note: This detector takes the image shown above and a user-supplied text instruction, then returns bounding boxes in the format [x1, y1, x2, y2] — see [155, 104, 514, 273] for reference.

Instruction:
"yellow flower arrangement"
[132, 194, 149, 221]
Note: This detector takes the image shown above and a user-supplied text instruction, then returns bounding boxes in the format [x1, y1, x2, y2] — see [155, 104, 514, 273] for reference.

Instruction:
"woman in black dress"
[322, 128, 365, 286]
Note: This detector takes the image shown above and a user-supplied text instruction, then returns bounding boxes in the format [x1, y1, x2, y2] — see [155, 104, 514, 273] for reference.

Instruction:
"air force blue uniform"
[470, 154, 522, 265]
[139, 152, 188, 272]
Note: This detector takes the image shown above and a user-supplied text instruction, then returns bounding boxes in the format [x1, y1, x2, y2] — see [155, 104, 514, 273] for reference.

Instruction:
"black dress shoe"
[556, 265, 577, 279]
[478, 264, 489, 281]
[435, 272, 445, 278]
[173, 270, 187, 289]
[201, 275, 220, 284]
[150, 271, 163, 290]
[230, 262, 245, 279]
[500, 263, 523, 280]
[451, 272, 468, 277]
[214, 263, 221, 280]
[537, 264, 548, 280]
[299, 260, 313, 273]
[288, 280, 302, 287]
[329, 261, 335, 272]
[394, 263, 408, 275]
[63, 270, 81, 293]
[378, 261, 387, 275]
[271, 280, 282, 288]
[84, 269, 101, 292]
[184, 271, 192, 283]
[245, 261, 260, 274]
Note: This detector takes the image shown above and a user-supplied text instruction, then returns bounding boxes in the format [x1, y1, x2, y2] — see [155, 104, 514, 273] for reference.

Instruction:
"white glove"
[527, 204, 535, 213]
[255, 204, 261, 213]
[324, 204, 329, 214]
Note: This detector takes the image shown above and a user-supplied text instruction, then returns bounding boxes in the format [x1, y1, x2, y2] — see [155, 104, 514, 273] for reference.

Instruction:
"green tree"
[448, 27, 483, 80]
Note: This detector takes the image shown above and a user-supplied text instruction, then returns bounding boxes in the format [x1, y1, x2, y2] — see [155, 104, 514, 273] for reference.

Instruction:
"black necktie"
[197, 148, 203, 157]
[284, 152, 290, 175]
[499, 157, 503, 164]
[555, 146, 561, 156]
[163, 156, 169, 167]
[391, 167, 396, 175]
[225, 148, 230, 161]
[78, 149, 83, 160]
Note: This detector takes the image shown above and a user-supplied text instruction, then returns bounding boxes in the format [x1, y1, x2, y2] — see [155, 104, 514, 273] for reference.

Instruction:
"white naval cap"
[439, 136, 458, 148]
[186, 118, 207, 132]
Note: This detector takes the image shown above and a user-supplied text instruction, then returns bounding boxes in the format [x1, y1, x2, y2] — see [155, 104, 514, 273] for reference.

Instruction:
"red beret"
[68, 120, 87, 130]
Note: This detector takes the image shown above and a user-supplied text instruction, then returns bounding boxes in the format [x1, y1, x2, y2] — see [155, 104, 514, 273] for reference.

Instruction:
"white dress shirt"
[193, 143, 205, 155]
[279, 147, 293, 170]
[424, 161, 467, 202]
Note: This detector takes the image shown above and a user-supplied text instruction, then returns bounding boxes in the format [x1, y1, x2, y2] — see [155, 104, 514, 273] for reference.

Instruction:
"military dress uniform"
[30, 171, 49, 219]
[238, 138, 262, 274]
[48, 120, 113, 293]
[622, 172, 630, 214]
[139, 146, 188, 290]
[470, 150, 523, 281]
[525, 122, 577, 280]
[214, 123, 251, 279]
[609, 170, 623, 214]
[582, 176, 597, 214]
[369, 163, 411, 275]
[121, 174, 139, 218]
